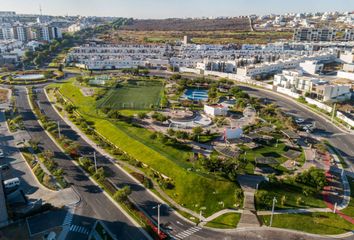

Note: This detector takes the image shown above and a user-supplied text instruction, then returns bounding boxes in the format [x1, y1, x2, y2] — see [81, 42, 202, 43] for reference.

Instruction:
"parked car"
[0, 164, 10, 171]
[3, 177, 20, 189]
[0, 149, 4, 158]
[295, 118, 305, 124]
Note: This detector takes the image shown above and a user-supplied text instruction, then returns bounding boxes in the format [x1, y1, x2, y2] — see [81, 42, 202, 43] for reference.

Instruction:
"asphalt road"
[33, 82, 354, 240]
[239, 86, 354, 172]
[150, 70, 354, 172]
[14, 86, 148, 240]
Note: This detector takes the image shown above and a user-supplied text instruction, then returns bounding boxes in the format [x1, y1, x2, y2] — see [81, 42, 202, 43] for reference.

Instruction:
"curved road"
[34, 76, 354, 240]
[14, 86, 148, 240]
[10, 71, 354, 240]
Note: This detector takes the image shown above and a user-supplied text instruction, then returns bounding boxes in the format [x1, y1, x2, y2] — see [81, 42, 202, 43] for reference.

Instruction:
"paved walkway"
[236, 175, 265, 228]
[322, 151, 354, 225]
[257, 207, 331, 215]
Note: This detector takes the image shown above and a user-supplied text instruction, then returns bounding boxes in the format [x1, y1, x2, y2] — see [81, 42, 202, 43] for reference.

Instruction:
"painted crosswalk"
[173, 226, 202, 239]
[69, 224, 90, 235]
[62, 208, 74, 226]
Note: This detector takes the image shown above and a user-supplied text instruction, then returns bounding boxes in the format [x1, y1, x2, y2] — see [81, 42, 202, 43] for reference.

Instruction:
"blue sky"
[1, 0, 354, 18]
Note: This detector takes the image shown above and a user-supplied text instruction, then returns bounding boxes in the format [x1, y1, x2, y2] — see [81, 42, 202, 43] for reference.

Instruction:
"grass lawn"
[50, 79, 242, 216]
[342, 176, 354, 218]
[255, 181, 326, 210]
[97, 79, 163, 110]
[240, 142, 288, 174]
[205, 213, 241, 229]
[261, 213, 354, 235]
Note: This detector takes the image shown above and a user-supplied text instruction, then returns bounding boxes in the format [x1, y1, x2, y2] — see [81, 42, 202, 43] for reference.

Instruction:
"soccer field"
[97, 80, 163, 110]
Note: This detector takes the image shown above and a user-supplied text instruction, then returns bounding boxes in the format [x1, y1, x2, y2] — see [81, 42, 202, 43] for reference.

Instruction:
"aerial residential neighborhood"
[0, 1, 353, 240]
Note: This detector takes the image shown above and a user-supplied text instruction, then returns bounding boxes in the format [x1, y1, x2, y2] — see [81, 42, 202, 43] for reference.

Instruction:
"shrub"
[113, 186, 132, 202]
[295, 167, 326, 191]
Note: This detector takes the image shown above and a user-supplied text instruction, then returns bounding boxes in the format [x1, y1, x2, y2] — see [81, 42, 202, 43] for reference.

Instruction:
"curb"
[44, 87, 199, 225]
[1, 110, 58, 193]
[28, 87, 152, 240]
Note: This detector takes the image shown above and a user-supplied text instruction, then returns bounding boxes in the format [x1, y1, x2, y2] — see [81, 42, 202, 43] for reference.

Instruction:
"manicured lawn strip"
[112, 120, 193, 169]
[205, 213, 241, 229]
[255, 181, 326, 210]
[342, 177, 354, 218]
[53, 80, 241, 216]
[261, 213, 354, 235]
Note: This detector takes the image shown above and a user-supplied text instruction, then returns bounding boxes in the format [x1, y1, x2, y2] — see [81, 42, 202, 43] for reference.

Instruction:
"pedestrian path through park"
[236, 175, 265, 228]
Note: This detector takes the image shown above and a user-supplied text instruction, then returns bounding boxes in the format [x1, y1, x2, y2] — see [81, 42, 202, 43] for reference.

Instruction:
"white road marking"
[174, 226, 202, 239]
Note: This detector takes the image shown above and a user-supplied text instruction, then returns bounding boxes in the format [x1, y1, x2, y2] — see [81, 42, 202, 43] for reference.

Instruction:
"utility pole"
[331, 103, 336, 122]
[57, 121, 61, 139]
[94, 151, 97, 173]
[270, 197, 277, 227]
[333, 202, 337, 213]
[153, 204, 161, 235]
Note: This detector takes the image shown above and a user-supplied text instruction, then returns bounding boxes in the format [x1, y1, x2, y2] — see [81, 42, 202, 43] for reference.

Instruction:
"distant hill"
[120, 17, 251, 31]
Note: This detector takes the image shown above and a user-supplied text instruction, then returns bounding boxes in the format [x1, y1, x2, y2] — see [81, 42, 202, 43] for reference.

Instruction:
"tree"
[76, 76, 84, 84]
[280, 195, 286, 206]
[192, 126, 203, 140]
[208, 86, 218, 99]
[94, 167, 106, 181]
[113, 185, 132, 202]
[33, 56, 42, 67]
[170, 74, 182, 80]
[137, 112, 147, 119]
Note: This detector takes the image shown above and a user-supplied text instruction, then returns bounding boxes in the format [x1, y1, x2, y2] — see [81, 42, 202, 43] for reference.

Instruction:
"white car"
[295, 118, 305, 124]
[0, 149, 4, 158]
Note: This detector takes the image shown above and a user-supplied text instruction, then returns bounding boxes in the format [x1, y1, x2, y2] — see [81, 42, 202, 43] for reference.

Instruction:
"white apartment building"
[293, 28, 337, 42]
[68, 23, 89, 33]
[337, 63, 354, 81]
[299, 60, 324, 75]
[0, 24, 61, 42]
[340, 51, 354, 64]
[274, 70, 351, 102]
[312, 83, 351, 102]
[0, 26, 14, 40]
[344, 29, 354, 41]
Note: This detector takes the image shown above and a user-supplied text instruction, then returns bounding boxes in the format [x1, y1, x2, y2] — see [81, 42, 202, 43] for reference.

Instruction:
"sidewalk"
[322, 151, 354, 225]
[257, 207, 331, 216]
[236, 175, 264, 228]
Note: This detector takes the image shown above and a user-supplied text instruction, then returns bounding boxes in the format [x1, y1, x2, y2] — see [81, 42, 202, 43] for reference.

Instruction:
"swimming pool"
[182, 88, 208, 101]
[13, 74, 45, 80]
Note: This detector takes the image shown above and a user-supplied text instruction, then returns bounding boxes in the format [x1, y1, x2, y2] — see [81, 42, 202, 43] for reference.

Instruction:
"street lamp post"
[93, 151, 97, 173]
[199, 206, 206, 223]
[153, 204, 162, 235]
[57, 121, 61, 139]
[270, 197, 277, 227]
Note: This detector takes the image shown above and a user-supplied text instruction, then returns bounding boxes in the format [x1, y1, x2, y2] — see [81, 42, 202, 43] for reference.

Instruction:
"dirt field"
[120, 17, 251, 31]
[100, 30, 292, 45]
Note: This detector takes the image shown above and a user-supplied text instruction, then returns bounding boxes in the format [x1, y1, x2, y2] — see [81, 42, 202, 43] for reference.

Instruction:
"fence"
[276, 87, 301, 99]
[337, 111, 354, 128]
[305, 97, 333, 113]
